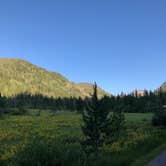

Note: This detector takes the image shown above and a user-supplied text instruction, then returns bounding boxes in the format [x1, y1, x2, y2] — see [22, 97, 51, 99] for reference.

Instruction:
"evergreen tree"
[81, 83, 110, 158]
[76, 97, 84, 112]
[0, 94, 7, 116]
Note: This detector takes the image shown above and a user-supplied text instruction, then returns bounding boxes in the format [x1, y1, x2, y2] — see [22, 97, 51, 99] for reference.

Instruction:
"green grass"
[0, 111, 166, 166]
[131, 143, 166, 166]
[125, 113, 153, 122]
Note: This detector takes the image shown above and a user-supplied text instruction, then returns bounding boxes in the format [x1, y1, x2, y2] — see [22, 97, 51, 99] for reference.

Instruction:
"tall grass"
[7, 129, 166, 166]
[0, 112, 166, 166]
[8, 137, 89, 166]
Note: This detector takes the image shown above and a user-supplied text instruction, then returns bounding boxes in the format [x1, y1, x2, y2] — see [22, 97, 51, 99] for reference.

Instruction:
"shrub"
[10, 107, 28, 115]
[152, 110, 166, 126]
[104, 111, 125, 144]
[34, 110, 41, 116]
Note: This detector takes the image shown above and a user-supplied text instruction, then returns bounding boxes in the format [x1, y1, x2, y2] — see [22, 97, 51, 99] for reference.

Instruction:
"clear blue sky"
[0, 0, 166, 95]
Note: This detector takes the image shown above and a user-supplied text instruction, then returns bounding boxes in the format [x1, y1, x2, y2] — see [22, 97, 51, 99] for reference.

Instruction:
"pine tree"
[76, 97, 84, 112]
[81, 83, 110, 158]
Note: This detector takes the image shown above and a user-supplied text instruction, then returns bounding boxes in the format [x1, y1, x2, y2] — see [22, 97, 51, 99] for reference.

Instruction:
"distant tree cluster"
[110, 91, 165, 113]
[0, 89, 166, 113]
[3, 93, 86, 112]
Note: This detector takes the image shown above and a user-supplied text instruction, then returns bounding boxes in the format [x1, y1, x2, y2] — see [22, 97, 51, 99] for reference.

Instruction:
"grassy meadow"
[0, 110, 166, 166]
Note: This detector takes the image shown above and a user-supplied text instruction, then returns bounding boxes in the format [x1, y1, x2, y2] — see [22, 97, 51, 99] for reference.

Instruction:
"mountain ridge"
[0, 58, 110, 98]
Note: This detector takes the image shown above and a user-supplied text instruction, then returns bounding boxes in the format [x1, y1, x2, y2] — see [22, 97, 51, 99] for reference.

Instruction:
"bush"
[104, 111, 125, 144]
[152, 110, 166, 126]
[10, 107, 28, 115]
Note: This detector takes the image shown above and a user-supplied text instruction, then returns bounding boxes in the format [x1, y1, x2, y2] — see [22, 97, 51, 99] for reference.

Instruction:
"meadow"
[0, 110, 166, 166]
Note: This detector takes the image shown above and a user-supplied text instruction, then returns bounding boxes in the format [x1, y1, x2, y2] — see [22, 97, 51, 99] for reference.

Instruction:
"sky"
[0, 0, 166, 95]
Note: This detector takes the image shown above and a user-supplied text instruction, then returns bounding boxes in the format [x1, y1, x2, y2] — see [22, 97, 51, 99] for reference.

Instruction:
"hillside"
[160, 82, 166, 92]
[0, 58, 110, 98]
[77, 82, 110, 98]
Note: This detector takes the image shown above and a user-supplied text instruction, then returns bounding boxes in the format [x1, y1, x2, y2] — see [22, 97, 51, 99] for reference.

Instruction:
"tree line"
[0, 89, 166, 113]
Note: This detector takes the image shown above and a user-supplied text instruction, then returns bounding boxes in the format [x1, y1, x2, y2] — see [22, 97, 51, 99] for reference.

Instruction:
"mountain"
[0, 58, 110, 98]
[77, 83, 110, 98]
[159, 82, 166, 92]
